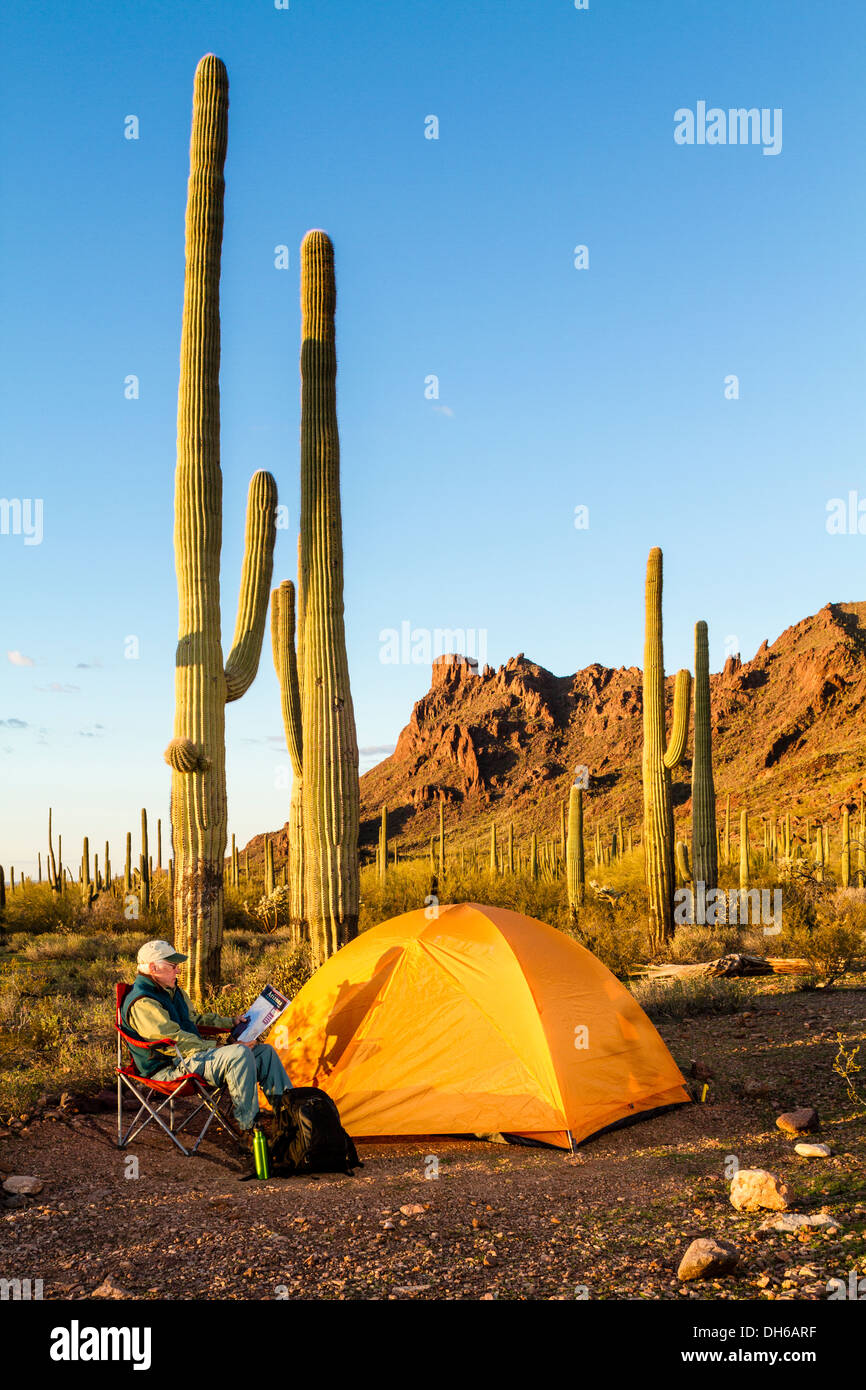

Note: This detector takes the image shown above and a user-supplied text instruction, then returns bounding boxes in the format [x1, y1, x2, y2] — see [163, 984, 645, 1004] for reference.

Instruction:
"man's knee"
[224, 1043, 257, 1072]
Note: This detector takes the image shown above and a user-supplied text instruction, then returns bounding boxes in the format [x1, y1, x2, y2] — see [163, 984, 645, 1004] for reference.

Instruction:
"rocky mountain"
[246, 600, 866, 864]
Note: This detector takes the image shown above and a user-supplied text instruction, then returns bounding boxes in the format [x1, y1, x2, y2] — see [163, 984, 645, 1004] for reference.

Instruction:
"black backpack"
[270, 1087, 362, 1177]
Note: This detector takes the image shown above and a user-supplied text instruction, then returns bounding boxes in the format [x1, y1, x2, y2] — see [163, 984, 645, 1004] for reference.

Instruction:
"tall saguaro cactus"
[380, 806, 389, 885]
[298, 230, 360, 965]
[642, 547, 692, 949]
[566, 784, 585, 912]
[165, 56, 278, 998]
[739, 809, 750, 891]
[691, 620, 718, 898]
[271, 579, 305, 936]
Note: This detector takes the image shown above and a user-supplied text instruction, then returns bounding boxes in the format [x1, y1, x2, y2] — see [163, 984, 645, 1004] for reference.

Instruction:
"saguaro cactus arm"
[225, 471, 279, 702]
[663, 669, 692, 768]
[271, 580, 303, 776]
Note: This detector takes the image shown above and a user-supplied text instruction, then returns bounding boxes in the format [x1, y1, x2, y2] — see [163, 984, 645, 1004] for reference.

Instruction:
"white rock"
[730, 1168, 791, 1211]
[758, 1212, 843, 1233]
[91, 1276, 129, 1300]
[2, 1175, 44, 1195]
[794, 1142, 832, 1159]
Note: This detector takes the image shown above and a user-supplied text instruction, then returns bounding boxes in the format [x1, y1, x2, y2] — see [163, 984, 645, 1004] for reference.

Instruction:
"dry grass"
[2, 858, 864, 1117]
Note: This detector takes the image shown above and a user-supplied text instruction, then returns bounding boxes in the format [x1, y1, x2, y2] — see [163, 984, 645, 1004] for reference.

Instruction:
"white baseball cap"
[136, 939, 188, 968]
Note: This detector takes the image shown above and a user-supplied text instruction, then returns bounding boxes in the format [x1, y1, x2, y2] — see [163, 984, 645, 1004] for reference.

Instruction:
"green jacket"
[123, 971, 233, 1075]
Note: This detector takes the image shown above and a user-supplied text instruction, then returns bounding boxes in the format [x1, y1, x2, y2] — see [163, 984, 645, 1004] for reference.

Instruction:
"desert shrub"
[566, 901, 648, 979]
[202, 935, 311, 1019]
[781, 899, 866, 987]
[87, 890, 171, 935]
[17, 930, 140, 964]
[1, 882, 88, 936]
[359, 858, 572, 934]
[662, 921, 764, 963]
[631, 974, 749, 1021]
[223, 885, 262, 933]
[0, 879, 176, 939]
[249, 885, 293, 934]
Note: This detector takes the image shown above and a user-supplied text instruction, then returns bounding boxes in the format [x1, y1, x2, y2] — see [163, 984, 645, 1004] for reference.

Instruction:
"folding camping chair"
[114, 982, 244, 1156]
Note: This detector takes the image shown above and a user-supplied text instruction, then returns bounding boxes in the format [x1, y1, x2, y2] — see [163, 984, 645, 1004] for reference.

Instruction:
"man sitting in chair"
[122, 939, 292, 1140]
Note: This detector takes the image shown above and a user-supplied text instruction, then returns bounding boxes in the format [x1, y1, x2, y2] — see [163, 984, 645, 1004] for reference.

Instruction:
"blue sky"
[1, 0, 864, 871]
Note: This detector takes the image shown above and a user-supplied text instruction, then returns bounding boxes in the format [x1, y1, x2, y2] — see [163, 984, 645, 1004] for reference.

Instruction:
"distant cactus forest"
[1, 55, 864, 1026]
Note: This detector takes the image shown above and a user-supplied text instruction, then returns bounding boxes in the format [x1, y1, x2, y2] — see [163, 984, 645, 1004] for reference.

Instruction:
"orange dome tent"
[268, 902, 689, 1149]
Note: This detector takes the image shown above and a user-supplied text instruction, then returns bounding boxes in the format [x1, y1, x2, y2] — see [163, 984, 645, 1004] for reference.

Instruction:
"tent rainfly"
[268, 902, 690, 1149]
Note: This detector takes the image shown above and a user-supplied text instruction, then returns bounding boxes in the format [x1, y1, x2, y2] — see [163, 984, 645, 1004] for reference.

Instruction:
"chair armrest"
[115, 1023, 176, 1050]
[198, 1025, 232, 1038]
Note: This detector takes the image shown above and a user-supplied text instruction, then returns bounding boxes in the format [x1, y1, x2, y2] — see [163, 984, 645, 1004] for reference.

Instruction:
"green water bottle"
[252, 1126, 270, 1179]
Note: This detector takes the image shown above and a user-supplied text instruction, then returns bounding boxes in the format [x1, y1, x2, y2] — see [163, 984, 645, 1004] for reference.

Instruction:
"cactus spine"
[297, 230, 359, 965]
[165, 57, 278, 997]
[641, 548, 692, 948]
[566, 785, 585, 912]
[691, 620, 717, 899]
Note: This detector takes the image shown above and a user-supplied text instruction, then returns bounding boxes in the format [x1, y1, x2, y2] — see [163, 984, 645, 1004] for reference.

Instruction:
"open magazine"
[229, 983, 290, 1044]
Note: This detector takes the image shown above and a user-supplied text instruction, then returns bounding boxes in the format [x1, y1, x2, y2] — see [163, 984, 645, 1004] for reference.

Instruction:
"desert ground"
[3, 984, 863, 1303]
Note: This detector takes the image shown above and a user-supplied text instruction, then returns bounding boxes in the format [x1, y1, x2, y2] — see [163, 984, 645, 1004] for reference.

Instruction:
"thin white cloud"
[7, 651, 34, 667]
[38, 682, 79, 694]
[433, 405, 454, 418]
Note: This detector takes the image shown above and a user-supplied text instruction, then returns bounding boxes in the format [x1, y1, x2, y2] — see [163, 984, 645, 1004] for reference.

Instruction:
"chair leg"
[117, 1077, 191, 1156]
[115, 1074, 242, 1158]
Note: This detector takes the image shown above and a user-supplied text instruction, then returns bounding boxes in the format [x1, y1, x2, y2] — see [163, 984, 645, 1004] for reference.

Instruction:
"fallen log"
[629, 954, 855, 981]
